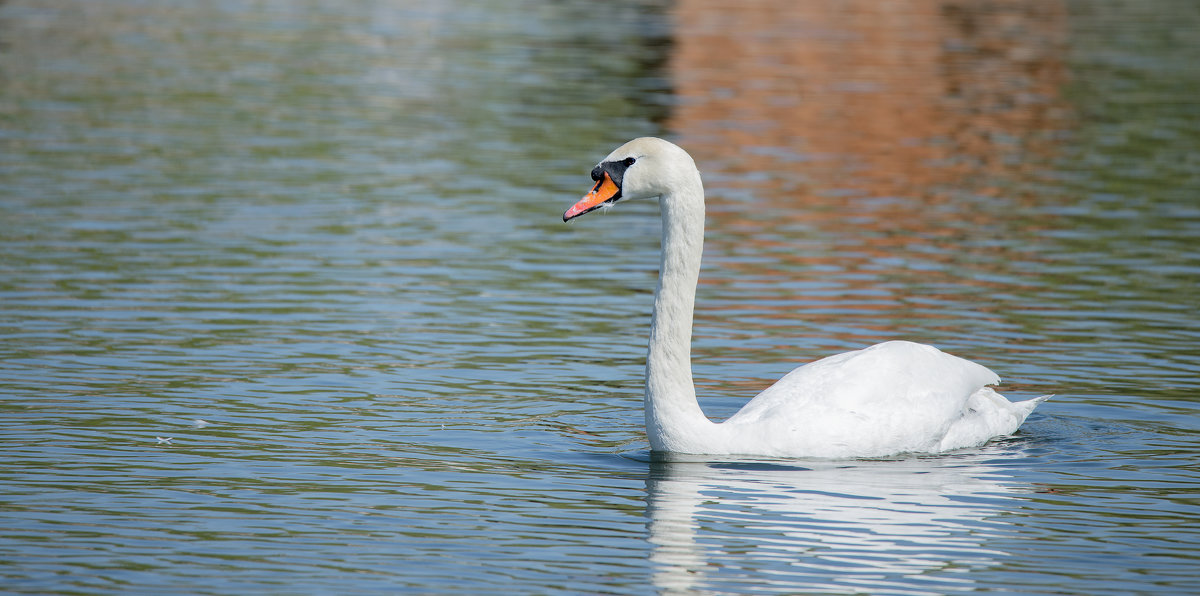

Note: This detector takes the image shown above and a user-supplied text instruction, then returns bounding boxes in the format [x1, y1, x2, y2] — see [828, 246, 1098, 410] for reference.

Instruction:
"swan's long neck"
[645, 176, 716, 452]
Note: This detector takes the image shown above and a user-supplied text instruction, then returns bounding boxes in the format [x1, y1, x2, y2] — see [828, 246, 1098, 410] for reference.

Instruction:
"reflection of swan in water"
[645, 452, 1024, 594]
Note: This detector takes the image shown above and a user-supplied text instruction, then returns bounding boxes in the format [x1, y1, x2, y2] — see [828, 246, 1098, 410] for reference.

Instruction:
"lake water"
[2, 0, 1198, 593]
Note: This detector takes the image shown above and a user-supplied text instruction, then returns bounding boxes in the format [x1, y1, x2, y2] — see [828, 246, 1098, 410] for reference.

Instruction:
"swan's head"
[563, 137, 699, 222]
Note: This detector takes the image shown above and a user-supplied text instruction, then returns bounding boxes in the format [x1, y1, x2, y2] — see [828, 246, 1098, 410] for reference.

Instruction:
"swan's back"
[720, 341, 1039, 458]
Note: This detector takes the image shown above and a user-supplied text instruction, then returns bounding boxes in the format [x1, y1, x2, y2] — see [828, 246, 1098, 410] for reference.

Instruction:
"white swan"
[564, 137, 1049, 459]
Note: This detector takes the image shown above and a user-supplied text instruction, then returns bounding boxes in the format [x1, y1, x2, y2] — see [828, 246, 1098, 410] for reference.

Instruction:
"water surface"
[2, 0, 1198, 593]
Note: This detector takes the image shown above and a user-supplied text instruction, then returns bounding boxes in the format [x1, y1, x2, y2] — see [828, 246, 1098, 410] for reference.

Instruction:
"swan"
[563, 137, 1049, 459]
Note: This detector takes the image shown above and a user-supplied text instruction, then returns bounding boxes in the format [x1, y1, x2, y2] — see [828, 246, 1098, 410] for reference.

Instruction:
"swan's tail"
[1017, 394, 1053, 419]
[938, 390, 1052, 451]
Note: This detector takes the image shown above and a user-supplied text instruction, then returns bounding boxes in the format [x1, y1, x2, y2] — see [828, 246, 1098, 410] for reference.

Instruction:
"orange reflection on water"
[666, 0, 1070, 352]
[670, 0, 1069, 203]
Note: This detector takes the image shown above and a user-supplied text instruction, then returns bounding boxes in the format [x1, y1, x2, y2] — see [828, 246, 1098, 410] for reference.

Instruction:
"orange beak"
[563, 172, 621, 222]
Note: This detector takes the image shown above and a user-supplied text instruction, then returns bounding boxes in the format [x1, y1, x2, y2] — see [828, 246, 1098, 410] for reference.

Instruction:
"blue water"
[2, 0, 1198, 593]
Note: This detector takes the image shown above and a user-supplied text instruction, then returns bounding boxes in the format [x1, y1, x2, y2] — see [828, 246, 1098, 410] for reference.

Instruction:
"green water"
[1, 0, 1198, 593]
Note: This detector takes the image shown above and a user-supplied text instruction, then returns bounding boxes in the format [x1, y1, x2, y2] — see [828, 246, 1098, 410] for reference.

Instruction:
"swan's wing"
[730, 341, 1000, 423]
[723, 341, 1005, 456]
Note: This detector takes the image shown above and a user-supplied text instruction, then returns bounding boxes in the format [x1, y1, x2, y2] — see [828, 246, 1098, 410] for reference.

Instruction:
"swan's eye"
[591, 156, 638, 189]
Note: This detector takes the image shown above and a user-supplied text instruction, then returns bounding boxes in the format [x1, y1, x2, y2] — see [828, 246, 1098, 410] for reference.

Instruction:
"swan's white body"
[565, 137, 1048, 459]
